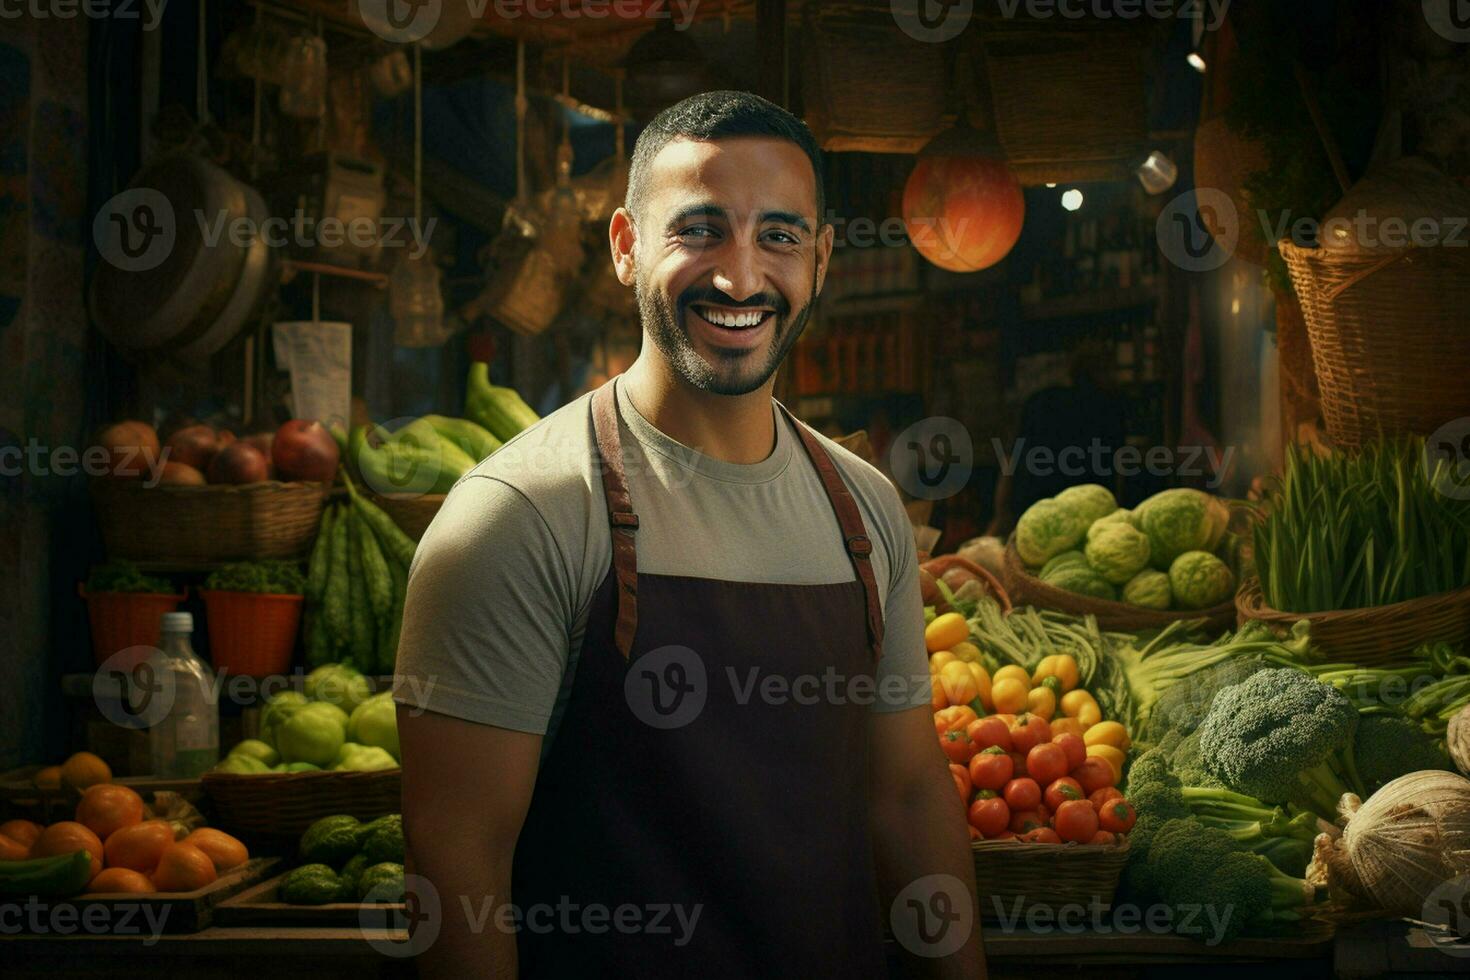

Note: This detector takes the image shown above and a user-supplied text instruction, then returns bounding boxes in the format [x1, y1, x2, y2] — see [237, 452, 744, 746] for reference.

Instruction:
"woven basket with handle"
[1280, 239, 1470, 450]
[1236, 576, 1470, 667]
[202, 769, 400, 838]
[973, 838, 1129, 920]
[91, 479, 327, 563]
[1003, 542, 1235, 634]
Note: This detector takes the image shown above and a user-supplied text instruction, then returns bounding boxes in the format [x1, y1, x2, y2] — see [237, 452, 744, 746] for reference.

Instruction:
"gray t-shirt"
[392, 381, 929, 745]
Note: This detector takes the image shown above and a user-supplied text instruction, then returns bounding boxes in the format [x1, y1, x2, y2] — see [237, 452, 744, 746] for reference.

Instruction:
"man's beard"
[634, 275, 816, 397]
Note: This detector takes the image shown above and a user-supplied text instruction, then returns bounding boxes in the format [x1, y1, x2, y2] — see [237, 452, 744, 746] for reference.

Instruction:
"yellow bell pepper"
[1083, 720, 1131, 752]
[1050, 717, 1086, 738]
[1075, 701, 1102, 729]
[1032, 653, 1080, 693]
[991, 677, 1028, 715]
[1059, 688, 1099, 719]
[1087, 744, 1126, 782]
[931, 674, 947, 711]
[1025, 684, 1056, 721]
[950, 641, 983, 665]
[929, 650, 958, 675]
[938, 661, 980, 710]
[993, 665, 1031, 691]
[965, 662, 993, 712]
[925, 613, 969, 653]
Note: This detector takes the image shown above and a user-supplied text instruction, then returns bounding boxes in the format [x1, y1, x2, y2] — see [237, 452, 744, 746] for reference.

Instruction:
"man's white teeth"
[700, 308, 766, 328]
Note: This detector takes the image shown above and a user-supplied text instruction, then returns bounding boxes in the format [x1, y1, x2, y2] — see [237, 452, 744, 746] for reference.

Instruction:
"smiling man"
[395, 91, 985, 979]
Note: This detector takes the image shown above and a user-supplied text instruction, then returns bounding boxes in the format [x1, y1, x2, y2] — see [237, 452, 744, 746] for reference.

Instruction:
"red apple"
[273, 420, 340, 483]
[241, 432, 276, 478]
[163, 424, 221, 473]
[217, 429, 237, 447]
[97, 421, 160, 479]
[207, 442, 270, 485]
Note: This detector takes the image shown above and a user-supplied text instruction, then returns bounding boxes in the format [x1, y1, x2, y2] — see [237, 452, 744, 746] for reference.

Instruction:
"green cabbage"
[1055, 484, 1119, 525]
[1016, 498, 1088, 566]
[1084, 522, 1153, 584]
[1042, 563, 1117, 601]
[1122, 569, 1173, 610]
[1168, 550, 1237, 609]
[1134, 489, 1230, 569]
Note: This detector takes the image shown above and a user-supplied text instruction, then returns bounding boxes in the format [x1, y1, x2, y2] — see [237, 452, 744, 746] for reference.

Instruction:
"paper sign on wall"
[272, 321, 352, 430]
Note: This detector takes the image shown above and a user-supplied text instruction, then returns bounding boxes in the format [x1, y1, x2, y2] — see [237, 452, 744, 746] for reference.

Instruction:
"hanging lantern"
[902, 125, 1025, 273]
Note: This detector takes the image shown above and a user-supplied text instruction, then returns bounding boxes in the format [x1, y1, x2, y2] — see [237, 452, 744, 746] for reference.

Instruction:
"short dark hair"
[625, 90, 825, 221]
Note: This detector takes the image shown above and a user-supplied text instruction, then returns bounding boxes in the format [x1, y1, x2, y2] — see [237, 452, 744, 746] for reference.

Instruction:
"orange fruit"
[103, 819, 174, 874]
[76, 783, 146, 841]
[0, 834, 30, 861]
[0, 820, 42, 850]
[33, 765, 62, 791]
[87, 867, 157, 894]
[150, 842, 217, 892]
[60, 752, 112, 791]
[183, 828, 249, 874]
[33, 821, 104, 880]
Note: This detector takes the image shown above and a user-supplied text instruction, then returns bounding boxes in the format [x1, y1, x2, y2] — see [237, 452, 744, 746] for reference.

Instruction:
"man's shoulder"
[788, 418, 909, 536]
[458, 389, 597, 497]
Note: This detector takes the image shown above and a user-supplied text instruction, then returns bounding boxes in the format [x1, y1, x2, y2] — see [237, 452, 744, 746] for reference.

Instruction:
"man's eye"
[764, 229, 801, 245]
[677, 225, 719, 241]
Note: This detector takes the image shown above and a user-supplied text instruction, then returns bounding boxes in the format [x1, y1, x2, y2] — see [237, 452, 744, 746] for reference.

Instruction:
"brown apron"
[511, 378, 889, 979]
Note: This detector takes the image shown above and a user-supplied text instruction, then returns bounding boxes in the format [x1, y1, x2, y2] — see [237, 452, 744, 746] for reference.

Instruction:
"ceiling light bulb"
[1187, 51, 1208, 73]
[1061, 189, 1084, 211]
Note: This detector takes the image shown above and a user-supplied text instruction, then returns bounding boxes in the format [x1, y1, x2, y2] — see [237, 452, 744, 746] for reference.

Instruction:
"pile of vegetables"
[301, 478, 415, 675]
[464, 362, 541, 443]
[1253, 437, 1470, 613]
[278, 813, 404, 905]
[203, 560, 305, 595]
[85, 560, 175, 594]
[1014, 484, 1239, 611]
[212, 664, 399, 774]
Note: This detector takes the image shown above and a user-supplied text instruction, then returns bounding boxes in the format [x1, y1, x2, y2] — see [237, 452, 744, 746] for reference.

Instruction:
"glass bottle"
[148, 612, 220, 778]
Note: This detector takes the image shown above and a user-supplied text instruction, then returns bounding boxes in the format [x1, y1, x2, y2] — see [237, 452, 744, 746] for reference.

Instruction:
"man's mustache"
[678, 287, 790, 316]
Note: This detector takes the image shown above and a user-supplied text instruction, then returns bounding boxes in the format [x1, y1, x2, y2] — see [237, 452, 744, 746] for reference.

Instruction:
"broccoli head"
[1353, 714, 1454, 794]
[1139, 656, 1274, 744]
[1197, 668, 1361, 818]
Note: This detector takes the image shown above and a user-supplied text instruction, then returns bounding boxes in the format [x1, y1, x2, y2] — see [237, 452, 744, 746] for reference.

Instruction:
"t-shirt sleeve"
[391, 476, 574, 734]
[870, 485, 932, 714]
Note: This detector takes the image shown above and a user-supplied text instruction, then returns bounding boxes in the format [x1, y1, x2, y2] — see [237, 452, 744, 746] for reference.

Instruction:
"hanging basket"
[1280, 239, 1470, 450]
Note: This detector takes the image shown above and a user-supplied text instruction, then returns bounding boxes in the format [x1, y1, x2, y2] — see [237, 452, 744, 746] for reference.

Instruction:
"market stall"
[3, 0, 1470, 977]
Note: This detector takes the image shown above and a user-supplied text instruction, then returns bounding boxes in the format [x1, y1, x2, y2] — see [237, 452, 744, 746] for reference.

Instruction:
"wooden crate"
[0, 766, 203, 825]
[0, 857, 280, 934]
[213, 870, 404, 929]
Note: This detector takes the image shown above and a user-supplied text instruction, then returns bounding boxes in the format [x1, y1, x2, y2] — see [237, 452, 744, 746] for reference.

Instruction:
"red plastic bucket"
[200, 589, 304, 677]
[80, 586, 187, 670]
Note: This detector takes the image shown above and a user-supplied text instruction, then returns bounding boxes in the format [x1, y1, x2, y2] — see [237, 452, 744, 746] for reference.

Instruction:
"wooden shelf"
[279, 259, 388, 288]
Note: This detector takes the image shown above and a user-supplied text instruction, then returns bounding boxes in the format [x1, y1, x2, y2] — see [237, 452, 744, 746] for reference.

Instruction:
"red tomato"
[1072, 758, 1116, 794]
[1020, 827, 1062, 844]
[1099, 799, 1137, 834]
[1002, 777, 1041, 812]
[1054, 799, 1100, 843]
[968, 747, 1014, 791]
[1009, 714, 1052, 755]
[1025, 743, 1069, 787]
[1009, 809, 1045, 834]
[967, 794, 1011, 837]
[1088, 786, 1125, 812]
[949, 763, 973, 808]
[1044, 777, 1085, 813]
[1052, 732, 1087, 771]
[1008, 751, 1028, 778]
[1089, 830, 1118, 845]
[940, 729, 978, 765]
[967, 717, 1013, 753]
[1036, 802, 1050, 825]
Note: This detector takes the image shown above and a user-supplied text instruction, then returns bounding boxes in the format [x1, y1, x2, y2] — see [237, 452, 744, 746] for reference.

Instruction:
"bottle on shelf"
[147, 612, 220, 778]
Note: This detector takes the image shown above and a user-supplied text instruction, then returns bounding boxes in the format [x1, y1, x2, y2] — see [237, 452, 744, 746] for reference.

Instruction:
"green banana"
[0, 849, 94, 897]
[420, 414, 501, 463]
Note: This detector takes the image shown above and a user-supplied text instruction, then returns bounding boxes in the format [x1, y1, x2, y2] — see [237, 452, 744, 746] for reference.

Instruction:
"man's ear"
[813, 221, 835, 298]
[609, 208, 638, 286]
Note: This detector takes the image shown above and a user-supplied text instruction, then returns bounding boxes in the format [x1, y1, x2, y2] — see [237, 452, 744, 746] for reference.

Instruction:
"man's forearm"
[872, 760, 987, 979]
[406, 847, 519, 978]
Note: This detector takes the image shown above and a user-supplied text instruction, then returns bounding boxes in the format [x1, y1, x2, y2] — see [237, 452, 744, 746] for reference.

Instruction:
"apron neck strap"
[590, 378, 884, 663]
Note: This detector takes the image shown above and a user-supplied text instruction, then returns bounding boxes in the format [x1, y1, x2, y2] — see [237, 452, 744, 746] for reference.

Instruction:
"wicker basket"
[1236, 577, 1470, 667]
[91, 479, 328, 563]
[973, 838, 1129, 920]
[1003, 542, 1235, 633]
[981, 29, 1147, 186]
[202, 769, 400, 837]
[800, 1, 951, 153]
[368, 491, 445, 542]
[1280, 239, 1470, 450]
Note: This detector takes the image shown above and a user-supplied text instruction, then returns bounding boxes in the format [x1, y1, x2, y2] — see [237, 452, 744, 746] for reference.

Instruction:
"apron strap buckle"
[845, 533, 872, 558]
[611, 511, 640, 531]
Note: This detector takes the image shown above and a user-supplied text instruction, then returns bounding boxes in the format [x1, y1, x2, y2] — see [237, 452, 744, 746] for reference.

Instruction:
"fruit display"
[464, 362, 541, 443]
[349, 415, 495, 496]
[212, 665, 399, 774]
[1014, 484, 1238, 610]
[96, 419, 339, 487]
[275, 813, 405, 905]
[301, 481, 416, 675]
[0, 777, 247, 897]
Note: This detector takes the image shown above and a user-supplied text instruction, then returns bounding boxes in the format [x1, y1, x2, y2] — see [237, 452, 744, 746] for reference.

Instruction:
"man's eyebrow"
[662, 204, 813, 234]
[761, 210, 812, 233]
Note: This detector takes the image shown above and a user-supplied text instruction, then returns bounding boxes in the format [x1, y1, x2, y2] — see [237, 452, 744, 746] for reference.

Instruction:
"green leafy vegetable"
[204, 561, 305, 595]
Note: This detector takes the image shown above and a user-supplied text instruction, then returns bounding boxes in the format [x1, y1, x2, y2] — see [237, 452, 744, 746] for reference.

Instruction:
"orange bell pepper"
[934, 705, 980, 736]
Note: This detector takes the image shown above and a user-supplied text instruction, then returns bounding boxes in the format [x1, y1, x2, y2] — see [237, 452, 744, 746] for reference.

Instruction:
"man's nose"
[710, 242, 764, 303]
